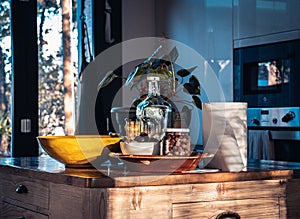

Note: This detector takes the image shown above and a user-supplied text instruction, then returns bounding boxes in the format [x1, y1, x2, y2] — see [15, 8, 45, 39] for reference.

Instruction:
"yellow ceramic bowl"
[37, 135, 122, 167]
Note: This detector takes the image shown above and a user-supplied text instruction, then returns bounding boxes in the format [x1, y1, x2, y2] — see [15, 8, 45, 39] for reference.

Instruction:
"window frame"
[10, 0, 39, 157]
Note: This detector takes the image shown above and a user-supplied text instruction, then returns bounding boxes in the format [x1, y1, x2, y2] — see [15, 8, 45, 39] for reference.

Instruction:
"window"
[0, 0, 11, 156]
[0, 0, 79, 156]
[37, 0, 78, 136]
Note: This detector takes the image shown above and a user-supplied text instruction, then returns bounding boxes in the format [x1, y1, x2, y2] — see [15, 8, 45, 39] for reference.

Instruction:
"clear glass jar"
[162, 128, 191, 156]
[124, 118, 140, 142]
[136, 76, 172, 141]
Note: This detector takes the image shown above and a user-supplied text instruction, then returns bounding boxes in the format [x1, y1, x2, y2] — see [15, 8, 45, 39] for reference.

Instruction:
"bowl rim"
[36, 135, 122, 139]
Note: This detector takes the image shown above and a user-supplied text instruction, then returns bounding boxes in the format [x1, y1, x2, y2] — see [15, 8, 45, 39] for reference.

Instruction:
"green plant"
[98, 44, 202, 110]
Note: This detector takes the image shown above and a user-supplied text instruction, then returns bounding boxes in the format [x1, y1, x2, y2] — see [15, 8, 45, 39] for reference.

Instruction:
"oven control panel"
[248, 107, 300, 127]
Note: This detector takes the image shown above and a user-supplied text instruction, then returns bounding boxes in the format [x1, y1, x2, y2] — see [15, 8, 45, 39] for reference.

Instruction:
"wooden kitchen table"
[1, 156, 300, 219]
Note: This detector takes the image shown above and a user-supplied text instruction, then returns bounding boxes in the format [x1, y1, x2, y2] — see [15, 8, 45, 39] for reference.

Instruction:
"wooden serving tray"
[111, 153, 214, 173]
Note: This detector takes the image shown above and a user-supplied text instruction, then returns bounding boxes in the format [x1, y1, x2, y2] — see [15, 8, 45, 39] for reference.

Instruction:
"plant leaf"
[177, 66, 198, 78]
[156, 69, 173, 78]
[125, 63, 149, 86]
[183, 76, 200, 95]
[97, 70, 117, 90]
[192, 95, 202, 109]
[189, 75, 201, 95]
[144, 45, 162, 63]
[177, 69, 191, 77]
[183, 83, 194, 94]
[168, 46, 179, 63]
[151, 58, 170, 69]
[187, 66, 197, 73]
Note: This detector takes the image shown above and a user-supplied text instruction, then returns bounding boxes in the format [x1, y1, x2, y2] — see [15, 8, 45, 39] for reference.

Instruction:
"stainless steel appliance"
[248, 107, 300, 162]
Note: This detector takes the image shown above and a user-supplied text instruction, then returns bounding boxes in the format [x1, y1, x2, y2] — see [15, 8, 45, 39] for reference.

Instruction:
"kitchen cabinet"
[0, 202, 48, 219]
[0, 172, 49, 218]
[1, 157, 300, 218]
[233, 0, 300, 48]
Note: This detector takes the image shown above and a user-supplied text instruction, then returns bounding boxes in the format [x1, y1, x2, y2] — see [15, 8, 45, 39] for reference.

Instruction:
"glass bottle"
[136, 76, 172, 141]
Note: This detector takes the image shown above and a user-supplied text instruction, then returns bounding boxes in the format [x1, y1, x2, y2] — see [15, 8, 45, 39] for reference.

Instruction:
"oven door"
[270, 130, 300, 162]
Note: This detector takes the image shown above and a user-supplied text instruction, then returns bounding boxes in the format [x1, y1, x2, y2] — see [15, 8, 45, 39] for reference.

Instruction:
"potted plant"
[98, 43, 202, 131]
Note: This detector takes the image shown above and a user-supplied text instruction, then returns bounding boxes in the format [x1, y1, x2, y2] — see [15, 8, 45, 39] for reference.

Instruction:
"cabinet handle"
[15, 184, 28, 194]
[216, 211, 240, 219]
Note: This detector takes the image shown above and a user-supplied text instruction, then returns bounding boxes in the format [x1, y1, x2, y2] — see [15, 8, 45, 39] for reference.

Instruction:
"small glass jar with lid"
[162, 128, 191, 156]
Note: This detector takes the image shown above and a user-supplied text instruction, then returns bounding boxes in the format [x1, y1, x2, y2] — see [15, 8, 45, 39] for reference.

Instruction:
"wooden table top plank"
[1, 156, 300, 188]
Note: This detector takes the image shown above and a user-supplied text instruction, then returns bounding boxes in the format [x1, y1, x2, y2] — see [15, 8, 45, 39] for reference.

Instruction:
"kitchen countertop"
[1, 156, 300, 188]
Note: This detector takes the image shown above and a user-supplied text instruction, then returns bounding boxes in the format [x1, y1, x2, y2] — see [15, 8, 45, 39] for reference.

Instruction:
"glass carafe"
[136, 76, 172, 141]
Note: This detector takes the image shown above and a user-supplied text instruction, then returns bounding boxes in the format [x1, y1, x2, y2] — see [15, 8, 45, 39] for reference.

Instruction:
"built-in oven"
[234, 39, 300, 107]
[234, 39, 300, 162]
[248, 107, 300, 162]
